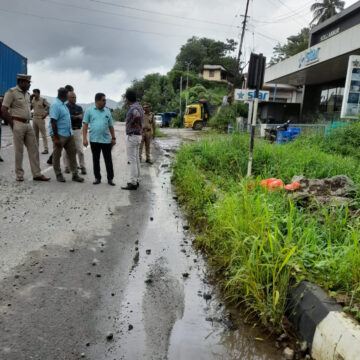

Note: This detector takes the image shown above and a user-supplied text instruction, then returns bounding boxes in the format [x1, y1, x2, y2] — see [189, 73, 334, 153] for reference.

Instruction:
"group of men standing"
[0, 73, 157, 190]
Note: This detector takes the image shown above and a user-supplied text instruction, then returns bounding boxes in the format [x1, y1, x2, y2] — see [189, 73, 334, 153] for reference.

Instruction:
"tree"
[174, 37, 237, 73]
[269, 28, 309, 65]
[310, 0, 345, 25]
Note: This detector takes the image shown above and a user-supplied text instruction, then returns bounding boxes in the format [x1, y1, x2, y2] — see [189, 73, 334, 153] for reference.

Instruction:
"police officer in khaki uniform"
[1, 74, 50, 182]
[31, 89, 50, 154]
[139, 102, 156, 164]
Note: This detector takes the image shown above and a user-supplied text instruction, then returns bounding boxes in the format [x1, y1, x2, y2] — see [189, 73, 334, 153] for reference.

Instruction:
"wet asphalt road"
[0, 123, 282, 359]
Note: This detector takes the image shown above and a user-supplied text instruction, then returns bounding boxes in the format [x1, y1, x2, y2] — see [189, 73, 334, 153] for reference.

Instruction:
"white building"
[265, 1, 360, 121]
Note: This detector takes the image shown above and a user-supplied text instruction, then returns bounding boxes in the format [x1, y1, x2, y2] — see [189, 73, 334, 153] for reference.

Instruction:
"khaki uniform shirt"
[3, 86, 31, 120]
[142, 112, 155, 132]
[32, 97, 50, 118]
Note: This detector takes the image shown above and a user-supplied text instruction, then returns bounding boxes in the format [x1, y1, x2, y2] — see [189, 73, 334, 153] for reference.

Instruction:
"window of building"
[209, 70, 215, 78]
[319, 86, 344, 114]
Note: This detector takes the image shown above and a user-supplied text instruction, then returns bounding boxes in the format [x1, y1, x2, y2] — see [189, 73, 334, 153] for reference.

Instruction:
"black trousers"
[90, 142, 114, 181]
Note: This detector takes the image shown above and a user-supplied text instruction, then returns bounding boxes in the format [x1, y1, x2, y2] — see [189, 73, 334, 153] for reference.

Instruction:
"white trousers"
[64, 129, 85, 169]
[126, 135, 141, 185]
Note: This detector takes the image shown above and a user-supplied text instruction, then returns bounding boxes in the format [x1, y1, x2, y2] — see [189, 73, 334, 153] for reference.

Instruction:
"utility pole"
[179, 76, 183, 121]
[231, 0, 251, 100]
[185, 61, 191, 108]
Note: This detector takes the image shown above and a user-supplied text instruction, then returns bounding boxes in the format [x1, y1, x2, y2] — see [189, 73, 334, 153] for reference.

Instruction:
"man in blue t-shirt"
[82, 93, 116, 186]
[49, 87, 84, 183]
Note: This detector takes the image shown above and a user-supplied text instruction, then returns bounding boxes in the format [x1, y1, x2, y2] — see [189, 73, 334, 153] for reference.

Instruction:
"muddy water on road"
[108, 132, 281, 359]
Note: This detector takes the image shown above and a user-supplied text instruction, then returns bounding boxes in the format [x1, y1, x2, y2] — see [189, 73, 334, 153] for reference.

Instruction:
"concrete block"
[312, 311, 360, 360]
[288, 281, 341, 346]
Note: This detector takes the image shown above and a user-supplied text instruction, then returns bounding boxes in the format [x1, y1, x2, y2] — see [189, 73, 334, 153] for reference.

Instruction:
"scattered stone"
[100, 249, 104, 253]
[135, 247, 138, 251]
[300, 341, 308, 353]
[96, 274, 102, 278]
[182, 272, 189, 278]
[146, 249, 151, 255]
[92, 260, 98, 266]
[193, 259, 197, 263]
[86, 342, 90, 347]
[277, 333, 288, 342]
[173, 196, 178, 200]
[86, 272, 91, 276]
[111, 293, 115, 296]
[150, 217, 154, 221]
[128, 324, 133, 331]
[39, 269, 43, 273]
[14, 274, 19, 279]
[203, 293, 212, 300]
[283, 347, 294, 360]
[106, 333, 114, 341]
[69, 248, 75, 252]
[81, 353, 85, 358]
[133, 251, 139, 263]
[183, 225, 190, 230]
[145, 278, 153, 284]
[181, 249, 186, 253]
[135, 240, 139, 245]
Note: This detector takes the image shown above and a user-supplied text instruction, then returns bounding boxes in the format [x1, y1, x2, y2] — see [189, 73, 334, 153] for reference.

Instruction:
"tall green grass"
[173, 132, 360, 330]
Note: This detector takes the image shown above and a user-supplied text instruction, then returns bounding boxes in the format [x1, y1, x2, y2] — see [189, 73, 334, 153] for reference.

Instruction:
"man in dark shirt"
[63, 91, 86, 174]
[121, 89, 143, 190]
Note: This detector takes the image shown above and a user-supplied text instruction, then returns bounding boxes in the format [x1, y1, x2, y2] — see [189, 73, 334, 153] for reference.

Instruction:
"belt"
[128, 133, 141, 136]
[73, 127, 82, 130]
[13, 116, 29, 123]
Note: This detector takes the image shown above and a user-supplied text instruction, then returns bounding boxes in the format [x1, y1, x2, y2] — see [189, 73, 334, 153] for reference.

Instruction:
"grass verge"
[172, 132, 360, 331]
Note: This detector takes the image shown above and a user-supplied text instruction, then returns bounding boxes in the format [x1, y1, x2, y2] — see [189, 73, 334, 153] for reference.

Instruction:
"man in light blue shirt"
[49, 87, 84, 183]
[82, 93, 116, 186]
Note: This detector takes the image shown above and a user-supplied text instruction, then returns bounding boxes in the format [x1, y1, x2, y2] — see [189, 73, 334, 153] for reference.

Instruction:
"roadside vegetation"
[172, 122, 360, 331]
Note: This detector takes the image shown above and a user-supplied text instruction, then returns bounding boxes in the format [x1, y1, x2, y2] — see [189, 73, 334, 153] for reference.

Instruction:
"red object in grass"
[284, 181, 300, 191]
[260, 178, 284, 190]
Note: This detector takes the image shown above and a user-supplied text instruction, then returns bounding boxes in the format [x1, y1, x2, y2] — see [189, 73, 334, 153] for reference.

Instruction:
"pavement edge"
[288, 280, 360, 359]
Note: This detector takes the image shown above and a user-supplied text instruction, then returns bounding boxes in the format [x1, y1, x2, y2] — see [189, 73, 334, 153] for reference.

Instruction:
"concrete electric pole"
[185, 61, 191, 108]
[231, 0, 251, 100]
[179, 76, 183, 121]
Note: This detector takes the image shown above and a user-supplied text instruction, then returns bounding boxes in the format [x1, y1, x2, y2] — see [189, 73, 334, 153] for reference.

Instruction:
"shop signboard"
[234, 89, 269, 102]
[341, 55, 360, 118]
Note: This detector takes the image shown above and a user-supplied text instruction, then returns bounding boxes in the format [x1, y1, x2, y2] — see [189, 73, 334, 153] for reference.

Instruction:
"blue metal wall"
[0, 41, 27, 96]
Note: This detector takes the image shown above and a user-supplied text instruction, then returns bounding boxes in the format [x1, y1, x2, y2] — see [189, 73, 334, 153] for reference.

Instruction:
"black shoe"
[137, 181, 139, 188]
[93, 179, 101, 185]
[47, 155, 53, 165]
[81, 167, 87, 175]
[121, 183, 137, 190]
[0, 156, 3, 162]
[72, 174, 84, 183]
[108, 180, 115, 186]
[146, 159, 152, 164]
[56, 173, 66, 182]
[41, 149, 49, 155]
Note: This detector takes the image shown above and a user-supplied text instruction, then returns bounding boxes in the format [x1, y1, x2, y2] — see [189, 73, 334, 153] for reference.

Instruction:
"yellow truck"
[184, 101, 211, 130]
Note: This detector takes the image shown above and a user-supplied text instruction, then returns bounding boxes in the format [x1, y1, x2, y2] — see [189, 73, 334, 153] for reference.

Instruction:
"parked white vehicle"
[154, 115, 163, 127]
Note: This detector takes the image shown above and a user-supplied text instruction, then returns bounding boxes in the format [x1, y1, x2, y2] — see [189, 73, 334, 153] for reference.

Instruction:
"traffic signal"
[247, 53, 266, 91]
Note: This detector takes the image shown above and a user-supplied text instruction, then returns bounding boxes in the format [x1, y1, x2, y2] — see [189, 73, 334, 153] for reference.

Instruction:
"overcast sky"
[0, 0, 358, 102]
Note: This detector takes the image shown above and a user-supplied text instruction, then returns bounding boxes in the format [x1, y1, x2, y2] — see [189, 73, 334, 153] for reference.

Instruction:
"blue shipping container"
[0, 41, 27, 96]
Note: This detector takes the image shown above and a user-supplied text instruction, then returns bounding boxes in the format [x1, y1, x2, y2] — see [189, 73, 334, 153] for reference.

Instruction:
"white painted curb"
[311, 311, 360, 359]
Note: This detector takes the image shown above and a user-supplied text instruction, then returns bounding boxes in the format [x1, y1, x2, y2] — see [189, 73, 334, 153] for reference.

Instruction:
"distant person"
[47, 84, 74, 165]
[1, 74, 50, 181]
[0, 95, 3, 162]
[31, 89, 50, 154]
[83, 93, 116, 186]
[121, 89, 143, 191]
[49, 87, 84, 183]
[63, 91, 86, 174]
[139, 102, 155, 164]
